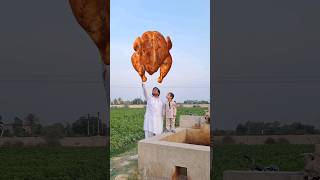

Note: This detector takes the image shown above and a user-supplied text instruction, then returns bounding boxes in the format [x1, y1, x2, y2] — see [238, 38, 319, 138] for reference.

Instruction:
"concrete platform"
[179, 115, 206, 128]
[138, 128, 210, 180]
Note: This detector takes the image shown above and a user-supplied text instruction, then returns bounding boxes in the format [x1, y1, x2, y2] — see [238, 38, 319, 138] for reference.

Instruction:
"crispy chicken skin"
[69, 0, 110, 65]
[131, 31, 172, 83]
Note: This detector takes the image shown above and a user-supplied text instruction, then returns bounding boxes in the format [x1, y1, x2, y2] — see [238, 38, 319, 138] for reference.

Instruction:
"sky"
[110, 0, 211, 102]
[214, 0, 320, 129]
[0, 1, 106, 124]
[1, 0, 318, 130]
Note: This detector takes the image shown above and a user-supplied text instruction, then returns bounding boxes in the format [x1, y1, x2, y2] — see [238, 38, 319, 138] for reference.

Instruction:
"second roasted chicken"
[69, 0, 109, 65]
[131, 31, 172, 83]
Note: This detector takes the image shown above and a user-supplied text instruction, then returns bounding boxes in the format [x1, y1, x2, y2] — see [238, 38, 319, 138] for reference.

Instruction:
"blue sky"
[110, 0, 210, 102]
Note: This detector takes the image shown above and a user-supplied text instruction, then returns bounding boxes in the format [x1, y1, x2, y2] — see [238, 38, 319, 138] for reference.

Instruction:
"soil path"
[111, 147, 139, 180]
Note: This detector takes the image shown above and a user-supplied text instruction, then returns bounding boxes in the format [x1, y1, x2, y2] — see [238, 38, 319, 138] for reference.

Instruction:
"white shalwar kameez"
[142, 83, 164, 138]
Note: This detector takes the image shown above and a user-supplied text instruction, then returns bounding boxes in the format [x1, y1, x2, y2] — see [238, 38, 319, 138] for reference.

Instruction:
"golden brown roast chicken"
[69, 0, 110, 65]
[131, 31, 172, 83]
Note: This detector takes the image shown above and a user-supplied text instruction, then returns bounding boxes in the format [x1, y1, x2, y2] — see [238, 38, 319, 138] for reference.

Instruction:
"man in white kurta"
[142, 82, 164, 138]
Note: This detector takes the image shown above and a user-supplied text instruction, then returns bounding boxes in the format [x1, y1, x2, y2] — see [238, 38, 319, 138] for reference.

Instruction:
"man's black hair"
[152, 87, 160, 95]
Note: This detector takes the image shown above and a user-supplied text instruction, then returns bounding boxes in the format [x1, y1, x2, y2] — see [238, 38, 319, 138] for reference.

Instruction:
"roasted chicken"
[131, 31, 172, 83]
[69, 0, 110, 65]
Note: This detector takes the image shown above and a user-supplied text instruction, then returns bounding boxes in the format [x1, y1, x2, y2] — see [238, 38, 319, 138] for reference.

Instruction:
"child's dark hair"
[168, 92, 174, 99]
[152, 87, 160, 95]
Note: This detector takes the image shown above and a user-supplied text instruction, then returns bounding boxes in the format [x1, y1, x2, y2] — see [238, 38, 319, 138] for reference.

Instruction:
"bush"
[43, 137, 61, 147]
[265, 137, 276, 144]
[277, 138, 290, 144]
[221, 136, 236, 145]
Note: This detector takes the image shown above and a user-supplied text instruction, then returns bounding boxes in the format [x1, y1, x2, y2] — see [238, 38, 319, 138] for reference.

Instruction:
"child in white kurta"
[142, 82, 164, 138]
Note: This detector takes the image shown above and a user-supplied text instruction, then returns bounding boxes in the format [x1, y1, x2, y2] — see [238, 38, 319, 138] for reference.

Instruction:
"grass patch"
[110, 107, 207, 154]
[111, 143, 137, 157]
[212, 144, 314, 180]
[0, 147, 109, 179]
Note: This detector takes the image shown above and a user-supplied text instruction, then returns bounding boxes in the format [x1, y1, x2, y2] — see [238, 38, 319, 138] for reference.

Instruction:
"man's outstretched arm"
[142, 82, 148, 100]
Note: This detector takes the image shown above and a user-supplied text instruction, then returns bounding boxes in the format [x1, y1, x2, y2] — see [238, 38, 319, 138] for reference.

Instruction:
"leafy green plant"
[0, 147, 109, 179]
[212, 144, 315, 180]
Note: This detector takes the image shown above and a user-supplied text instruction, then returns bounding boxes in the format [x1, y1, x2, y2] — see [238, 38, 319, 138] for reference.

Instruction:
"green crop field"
[110, 107, 207, 156]
[0, 147, 108, 180]
[212, 144, 315, 180]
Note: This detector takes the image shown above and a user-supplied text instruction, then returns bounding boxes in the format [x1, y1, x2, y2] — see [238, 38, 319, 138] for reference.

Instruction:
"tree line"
[213, 121, 320, 135]
[111, 97, 146, 105]
[111, 97, 209, 105]
[0, 113, 107, 138]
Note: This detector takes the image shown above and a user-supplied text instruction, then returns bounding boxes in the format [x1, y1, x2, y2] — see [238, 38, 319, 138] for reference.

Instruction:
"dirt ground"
[111, 146, 139, 180]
